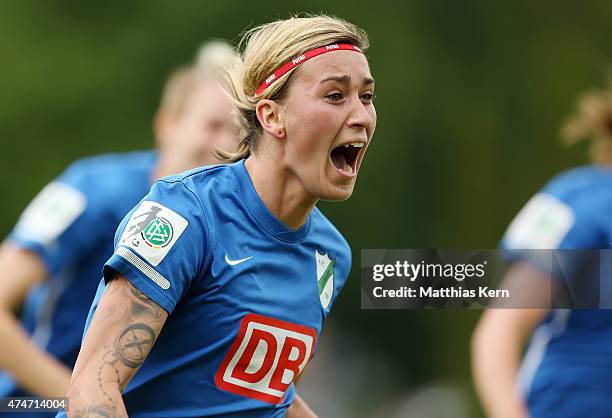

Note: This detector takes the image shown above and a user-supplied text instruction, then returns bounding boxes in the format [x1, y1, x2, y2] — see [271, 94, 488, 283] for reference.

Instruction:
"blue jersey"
[501, 165, 612, 418]
[0, 151, 156, 417]
[65, 160, 351, 418]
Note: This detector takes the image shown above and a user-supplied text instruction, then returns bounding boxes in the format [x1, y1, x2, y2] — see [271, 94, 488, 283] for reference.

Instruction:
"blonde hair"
[159, 40, 240, 118]
[561, 81, 612, 164]
[217, 14, 369, 162]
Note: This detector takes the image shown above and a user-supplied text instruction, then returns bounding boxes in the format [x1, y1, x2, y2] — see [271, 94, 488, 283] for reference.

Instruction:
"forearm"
[67, 362, 128, 418]
[68, 318, 132, 418]
[287, 393, 318, 418]
[472, 264, 553, 418]
[0, 307, 71, 397]
[67, 276, 167, 418]
[0, 243, 67, 395]
[0, 243, 68, 395]
[472, 306, 548, 418]
[472, 310, 533, 418]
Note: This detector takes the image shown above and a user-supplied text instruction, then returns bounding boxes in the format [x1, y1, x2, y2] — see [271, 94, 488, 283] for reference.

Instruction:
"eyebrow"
[320, 75, 375, 85]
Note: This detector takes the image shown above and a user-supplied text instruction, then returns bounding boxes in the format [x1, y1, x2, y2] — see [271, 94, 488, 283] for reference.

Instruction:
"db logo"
[215, 313, 317, 404]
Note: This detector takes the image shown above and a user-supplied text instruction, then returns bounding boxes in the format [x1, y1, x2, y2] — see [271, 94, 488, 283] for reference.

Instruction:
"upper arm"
[9, 171, 101, 276]
[71, 274, 168, 395]
[474, 264, 551, 354]
[0, 242, 47, 311]
[103, 179, 208, 314]
[2, 170, 94, 309]
[501, 187, 605, 307]
[502, 191, 603, 250]
[68, 179, 206, 416]
[476, 262, 551, 334]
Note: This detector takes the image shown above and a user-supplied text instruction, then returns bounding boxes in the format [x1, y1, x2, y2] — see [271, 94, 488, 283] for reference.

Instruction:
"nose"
[347, 95, 375, 132]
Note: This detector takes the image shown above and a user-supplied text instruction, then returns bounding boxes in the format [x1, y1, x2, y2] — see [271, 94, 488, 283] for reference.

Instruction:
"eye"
[360, 92, 375, 104]
[325, 92, 344, 102]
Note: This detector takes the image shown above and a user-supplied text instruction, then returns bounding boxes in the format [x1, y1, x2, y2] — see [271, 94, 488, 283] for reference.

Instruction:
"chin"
[318, 184, 355, 202]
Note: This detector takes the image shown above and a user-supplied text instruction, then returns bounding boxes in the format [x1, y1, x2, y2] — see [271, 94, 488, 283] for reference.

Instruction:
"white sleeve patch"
[118, 201, 188, 266]
[116, 247, 171, 289]
[14, 181, 87, 245]
[504, 193, 575, 249]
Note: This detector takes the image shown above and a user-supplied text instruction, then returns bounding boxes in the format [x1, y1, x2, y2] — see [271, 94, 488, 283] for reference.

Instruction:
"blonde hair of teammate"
[216, 14, 369, 162]
[561, 80, 612, 164]
[159, 40, 240, 118]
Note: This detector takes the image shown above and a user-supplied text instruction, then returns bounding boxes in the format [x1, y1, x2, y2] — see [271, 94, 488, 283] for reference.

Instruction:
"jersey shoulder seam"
[157, 177, 215, 276]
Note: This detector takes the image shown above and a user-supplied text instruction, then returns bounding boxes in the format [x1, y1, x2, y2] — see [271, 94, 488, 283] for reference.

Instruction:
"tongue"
[331, 152, 351, 172]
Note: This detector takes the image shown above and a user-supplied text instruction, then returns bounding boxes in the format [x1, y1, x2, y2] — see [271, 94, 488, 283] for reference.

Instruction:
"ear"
[255, 99, 285, 139]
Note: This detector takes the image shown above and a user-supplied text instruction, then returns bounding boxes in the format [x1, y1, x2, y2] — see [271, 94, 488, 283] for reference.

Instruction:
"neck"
[151, 154, 214, 183]
[244, 153, 317, 230]
[151, 161, 171, 183]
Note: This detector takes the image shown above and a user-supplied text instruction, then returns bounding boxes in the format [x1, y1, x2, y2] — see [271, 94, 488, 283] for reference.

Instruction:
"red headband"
[255, 43, 363, 95]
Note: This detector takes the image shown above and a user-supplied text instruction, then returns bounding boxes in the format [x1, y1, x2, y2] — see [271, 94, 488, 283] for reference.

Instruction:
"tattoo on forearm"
[97, 352, 120, 406]
[72, 403, 120, 418]
[91, 280, 165, 411]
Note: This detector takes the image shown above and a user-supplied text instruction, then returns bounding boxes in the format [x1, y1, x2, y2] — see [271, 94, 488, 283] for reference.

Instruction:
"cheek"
[165, 124, 192, 151]
[172, 118, 199, 141]
[368, 106, 377, 133]
[287, 102, 341, 159]
[216, 130, 239, 150]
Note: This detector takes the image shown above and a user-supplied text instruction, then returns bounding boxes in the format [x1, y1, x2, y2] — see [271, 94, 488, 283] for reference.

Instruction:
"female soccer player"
[472, 84, 612, 418]
[0, 41, 240, 417]
[63, 15, 376, 418]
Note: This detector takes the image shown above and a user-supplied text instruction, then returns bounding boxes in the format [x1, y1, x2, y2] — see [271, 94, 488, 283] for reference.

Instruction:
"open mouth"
[330, 142, 364, 176]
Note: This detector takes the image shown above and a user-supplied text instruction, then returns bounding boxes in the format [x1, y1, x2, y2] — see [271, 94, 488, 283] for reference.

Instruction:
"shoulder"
[310, 207, 352, 264]
[59, 150, 157, 214]
[119, 166, 233, 277]
[64, 150, 156, 180]
[543, 165, 612, 205]
[149, 162, 240, 215]
[311, 208, 349, 244]
[533, 165, 612, 228]
[164, 161, 235, 181]
[157, 162, 238, 202]
[144, 164, 238, 241]
[502, 165, 612, 249]
[59, 150, 156, 197]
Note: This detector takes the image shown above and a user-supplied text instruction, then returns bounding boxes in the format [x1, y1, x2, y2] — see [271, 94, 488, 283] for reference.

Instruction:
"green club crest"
[315, 250, 335, 309]
[142, 217, 173, 248]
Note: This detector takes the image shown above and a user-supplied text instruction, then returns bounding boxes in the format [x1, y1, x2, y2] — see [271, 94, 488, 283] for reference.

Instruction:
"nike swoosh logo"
[225, 254, 253, 266]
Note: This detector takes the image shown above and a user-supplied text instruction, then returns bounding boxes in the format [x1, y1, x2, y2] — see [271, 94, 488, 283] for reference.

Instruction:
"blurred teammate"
[62, 14, 375, 418]
[0, 41, 240, 416]
[472, 83, 612, 418]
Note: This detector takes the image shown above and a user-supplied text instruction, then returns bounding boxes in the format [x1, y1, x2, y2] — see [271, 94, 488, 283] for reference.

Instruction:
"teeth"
[342, 142, 365, 148]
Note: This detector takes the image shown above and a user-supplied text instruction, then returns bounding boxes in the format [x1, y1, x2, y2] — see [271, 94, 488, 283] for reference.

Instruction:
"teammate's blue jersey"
[500, 165, 612, 418]
[0, 151, 156, 417]
[62, 160, 351, 418]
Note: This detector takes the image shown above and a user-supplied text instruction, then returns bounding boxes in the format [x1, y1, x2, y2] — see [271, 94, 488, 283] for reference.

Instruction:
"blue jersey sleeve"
[500, 178, 608, 284]
[8, 163, 104, 276]
[103, 179, 210, 314]
[501, 190, 605, 251]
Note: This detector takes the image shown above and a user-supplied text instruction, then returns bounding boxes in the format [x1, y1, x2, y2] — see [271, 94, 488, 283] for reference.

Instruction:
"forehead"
[294, 50, 373, 86]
